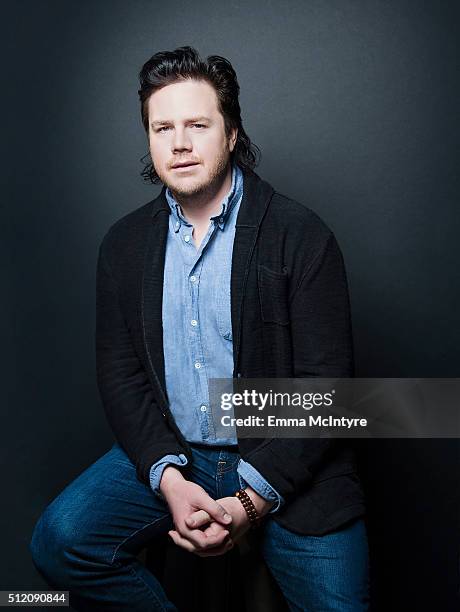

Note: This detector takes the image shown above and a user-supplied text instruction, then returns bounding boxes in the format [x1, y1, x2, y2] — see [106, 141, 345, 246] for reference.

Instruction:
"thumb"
[199, 497, 232, 525]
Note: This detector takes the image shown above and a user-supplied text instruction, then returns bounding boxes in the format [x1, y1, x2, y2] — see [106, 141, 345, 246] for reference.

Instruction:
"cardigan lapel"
[142, 188, 170, 405]
[231, 170, 274, 375]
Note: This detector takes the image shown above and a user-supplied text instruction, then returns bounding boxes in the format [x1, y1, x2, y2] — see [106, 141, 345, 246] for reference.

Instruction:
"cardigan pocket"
[258, 264, 290, 325]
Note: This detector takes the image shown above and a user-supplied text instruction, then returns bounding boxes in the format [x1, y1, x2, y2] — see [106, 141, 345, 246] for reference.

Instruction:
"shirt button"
[194, 362, 201, 369]
[219, 217, 224, 223]
[175, 221, 180, 229]
[190, 275, 197, 283]
[200, 405, 207, 412]
[184, 235, 190, 243]
[191, 319, 198, 326]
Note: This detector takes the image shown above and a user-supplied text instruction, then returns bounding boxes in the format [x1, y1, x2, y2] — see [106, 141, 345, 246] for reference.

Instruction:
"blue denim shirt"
[149, 164, 283, 512]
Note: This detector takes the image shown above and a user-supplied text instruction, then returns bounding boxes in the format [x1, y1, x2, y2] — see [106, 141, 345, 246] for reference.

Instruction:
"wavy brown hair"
[138, 46, 260, 184]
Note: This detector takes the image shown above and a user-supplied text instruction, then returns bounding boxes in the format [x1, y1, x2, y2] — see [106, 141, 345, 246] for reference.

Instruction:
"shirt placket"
[180, 220, 218, 441]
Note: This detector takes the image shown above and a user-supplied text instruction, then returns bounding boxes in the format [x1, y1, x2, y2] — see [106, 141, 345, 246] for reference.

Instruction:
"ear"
[228, 127, 238, 153]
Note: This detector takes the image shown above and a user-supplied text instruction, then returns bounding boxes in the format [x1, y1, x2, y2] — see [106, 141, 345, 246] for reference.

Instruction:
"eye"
[192, 123, 206, 129]
[156, 126, 171, 133]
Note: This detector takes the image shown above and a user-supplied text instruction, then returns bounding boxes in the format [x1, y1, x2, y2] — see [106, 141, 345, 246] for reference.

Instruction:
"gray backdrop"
[2, 1, 459, 610]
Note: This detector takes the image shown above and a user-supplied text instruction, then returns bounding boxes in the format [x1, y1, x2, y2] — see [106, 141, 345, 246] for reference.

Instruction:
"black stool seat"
[145, 532, 289, 612]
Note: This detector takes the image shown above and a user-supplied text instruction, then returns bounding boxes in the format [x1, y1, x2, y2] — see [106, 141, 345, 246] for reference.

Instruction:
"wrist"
[159, 465, 185, 496]
[244, 487, 275, 518]
[233, 497, 249, 524]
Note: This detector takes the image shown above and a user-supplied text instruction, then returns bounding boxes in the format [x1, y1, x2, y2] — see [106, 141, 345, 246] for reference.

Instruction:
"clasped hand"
[160, 467, 252, 557]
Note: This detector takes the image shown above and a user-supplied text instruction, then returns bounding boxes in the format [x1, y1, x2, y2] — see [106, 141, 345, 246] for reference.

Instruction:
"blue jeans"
[30, 443, 370, 611]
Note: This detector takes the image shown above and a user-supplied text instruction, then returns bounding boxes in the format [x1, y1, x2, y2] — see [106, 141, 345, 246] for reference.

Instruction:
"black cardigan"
[96, 169, 366, 535]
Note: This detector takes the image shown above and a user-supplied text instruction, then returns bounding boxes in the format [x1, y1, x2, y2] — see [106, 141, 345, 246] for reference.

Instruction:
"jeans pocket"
[218, 454, 240, 473]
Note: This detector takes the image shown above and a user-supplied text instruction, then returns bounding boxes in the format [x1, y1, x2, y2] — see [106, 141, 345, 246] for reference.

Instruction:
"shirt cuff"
[149, 454, 188, 500]
[237, 458, 285, 513]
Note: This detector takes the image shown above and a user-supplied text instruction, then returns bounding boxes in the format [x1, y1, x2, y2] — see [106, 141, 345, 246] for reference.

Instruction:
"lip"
[171, 162, 199, 170]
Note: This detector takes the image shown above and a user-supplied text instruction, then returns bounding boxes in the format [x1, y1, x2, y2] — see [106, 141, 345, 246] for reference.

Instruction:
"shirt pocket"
[258, 264, 290, 325]
[215, 285, 233, 341]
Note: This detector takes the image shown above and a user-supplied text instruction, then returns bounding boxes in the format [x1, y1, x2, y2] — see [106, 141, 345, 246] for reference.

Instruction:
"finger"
[177, 522, 230, 550]
[203, 521, 229, 538]
[168, 530, 196, 553]
[186, 518, 231, 539]
[197, 498, 232, 526]
[185, 509, 212, 528]
[195, 539, 234, 557]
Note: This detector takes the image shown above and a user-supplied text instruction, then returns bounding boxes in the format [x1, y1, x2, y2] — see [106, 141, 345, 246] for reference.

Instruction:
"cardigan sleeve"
[95, 234, 189, 485]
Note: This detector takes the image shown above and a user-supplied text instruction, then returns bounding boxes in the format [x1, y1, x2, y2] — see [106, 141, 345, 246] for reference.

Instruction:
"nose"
[171, 126, 192, 153]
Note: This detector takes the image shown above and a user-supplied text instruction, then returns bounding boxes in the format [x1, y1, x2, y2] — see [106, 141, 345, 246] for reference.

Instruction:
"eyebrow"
[150, 116, 211, 127]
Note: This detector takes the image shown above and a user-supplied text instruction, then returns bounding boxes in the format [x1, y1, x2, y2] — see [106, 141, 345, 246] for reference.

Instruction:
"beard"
[155, 145, 231, 201]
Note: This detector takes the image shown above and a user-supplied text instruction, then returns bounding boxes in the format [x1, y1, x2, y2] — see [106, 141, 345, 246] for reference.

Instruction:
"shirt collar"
[166, 163, 243, 233]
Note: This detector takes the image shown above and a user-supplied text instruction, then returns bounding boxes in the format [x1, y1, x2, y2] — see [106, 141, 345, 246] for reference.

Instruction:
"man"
[30, 46, 369, 610]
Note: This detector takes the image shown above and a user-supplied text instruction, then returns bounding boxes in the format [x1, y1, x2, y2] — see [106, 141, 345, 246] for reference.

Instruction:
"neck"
[170, 163, 233, 228]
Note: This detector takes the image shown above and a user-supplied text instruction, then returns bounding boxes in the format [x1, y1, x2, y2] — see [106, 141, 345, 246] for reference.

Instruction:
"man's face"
[147, 79, 237, 197]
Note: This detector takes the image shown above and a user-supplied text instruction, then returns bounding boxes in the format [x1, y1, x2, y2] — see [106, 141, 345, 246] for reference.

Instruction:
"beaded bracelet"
[235, 489, 261, 528]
